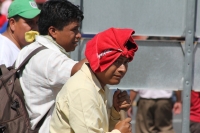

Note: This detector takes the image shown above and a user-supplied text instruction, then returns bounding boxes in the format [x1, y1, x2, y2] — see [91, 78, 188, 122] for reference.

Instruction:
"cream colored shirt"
[50, 63, 121, 133]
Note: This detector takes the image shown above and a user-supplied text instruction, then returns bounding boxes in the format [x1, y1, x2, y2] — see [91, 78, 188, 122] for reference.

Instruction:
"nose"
[32, 22, 38, 31]
[31, 16, 39, 31]
[76, 31, 82, 40]
[30, 21, 38, 31]
[118, 64, 127, 73]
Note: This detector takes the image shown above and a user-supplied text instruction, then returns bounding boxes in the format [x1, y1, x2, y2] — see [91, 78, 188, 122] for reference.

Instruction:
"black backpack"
[0, 46, 46, 133]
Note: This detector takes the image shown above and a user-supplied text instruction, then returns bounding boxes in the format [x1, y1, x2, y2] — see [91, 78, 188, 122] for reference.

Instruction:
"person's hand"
[114, 117, 132, 133]
[173, 102, 182, 114]
[113, 89, 131, 112]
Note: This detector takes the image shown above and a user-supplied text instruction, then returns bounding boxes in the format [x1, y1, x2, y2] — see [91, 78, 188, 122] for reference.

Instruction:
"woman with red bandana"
[50, 27, 138, 133]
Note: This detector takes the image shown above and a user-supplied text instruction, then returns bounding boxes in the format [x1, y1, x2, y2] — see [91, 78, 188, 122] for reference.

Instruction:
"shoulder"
[35, 48, 77, 71]
[0, 36, 19, 55]
[61, 71, 97, 99]
[0, 35, 16, 47]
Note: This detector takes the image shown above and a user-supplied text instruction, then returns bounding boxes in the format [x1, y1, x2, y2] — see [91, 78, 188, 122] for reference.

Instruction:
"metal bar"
[78, 0, 84, 61]
[182, 0, 197, 133]
[120, 109, 127, 121]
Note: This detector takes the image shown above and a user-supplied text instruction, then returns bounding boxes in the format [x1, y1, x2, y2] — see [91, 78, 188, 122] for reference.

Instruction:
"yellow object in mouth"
[25, 30, 39, 43]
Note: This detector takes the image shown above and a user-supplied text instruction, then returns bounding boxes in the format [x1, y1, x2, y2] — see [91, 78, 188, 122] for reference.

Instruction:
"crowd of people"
[0, 0, 199, 133]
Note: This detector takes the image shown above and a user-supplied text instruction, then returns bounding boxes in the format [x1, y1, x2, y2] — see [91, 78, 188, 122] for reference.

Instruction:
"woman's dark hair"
[38, 0, 84, 35]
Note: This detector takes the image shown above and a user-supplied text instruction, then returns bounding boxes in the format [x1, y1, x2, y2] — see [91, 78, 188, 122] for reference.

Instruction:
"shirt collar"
[80, 63, 108, 93]
[35, 35, 70, 57]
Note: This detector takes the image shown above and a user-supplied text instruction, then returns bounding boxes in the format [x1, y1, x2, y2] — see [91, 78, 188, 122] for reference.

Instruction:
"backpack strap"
[35, 109, 50, 129]
[13, 46, 47, 99]
[16, 46, 46, 71]
[0, 46, 46, 84]
[0, 64, 8, 76]
[17, 46, 48, 129]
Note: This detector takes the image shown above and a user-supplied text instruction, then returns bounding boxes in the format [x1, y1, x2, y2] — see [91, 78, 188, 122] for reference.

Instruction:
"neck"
[100, 83, 106, 90]
[98, 79, 105, 89]
[86, 63, 106, 89]
[2, 28, 21, 49]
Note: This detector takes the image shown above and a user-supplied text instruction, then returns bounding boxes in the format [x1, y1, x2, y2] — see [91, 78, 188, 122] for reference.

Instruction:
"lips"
[113, 75, 123, 79]
[72, 42, 78, 46]
[74, 41, 79, 46]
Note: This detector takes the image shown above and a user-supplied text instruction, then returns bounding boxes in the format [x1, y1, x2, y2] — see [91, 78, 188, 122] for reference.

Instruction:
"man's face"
[53, 21, 81, 52]
[95, 56, 129, 87]
[13, 15, 39, 48]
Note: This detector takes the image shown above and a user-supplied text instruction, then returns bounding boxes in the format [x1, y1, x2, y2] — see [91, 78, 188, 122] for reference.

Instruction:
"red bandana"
[85, 27, 138, 72]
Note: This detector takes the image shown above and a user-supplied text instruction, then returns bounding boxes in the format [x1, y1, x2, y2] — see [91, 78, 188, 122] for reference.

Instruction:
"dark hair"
[126, 40, 137, 50]
[7, 15, 21, 27]
[38, 0, 84, 35]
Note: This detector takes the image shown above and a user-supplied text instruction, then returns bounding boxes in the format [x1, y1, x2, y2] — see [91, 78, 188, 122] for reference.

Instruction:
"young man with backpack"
[0, 0, 40, 67]
[14, 0, 86, 133]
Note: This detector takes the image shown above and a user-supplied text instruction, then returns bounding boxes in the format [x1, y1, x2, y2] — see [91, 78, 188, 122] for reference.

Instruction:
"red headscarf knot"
[85, 27, 138, 72]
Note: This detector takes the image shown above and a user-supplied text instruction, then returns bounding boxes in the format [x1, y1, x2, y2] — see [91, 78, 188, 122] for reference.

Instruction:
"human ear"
[9, 18, 16, 32]
[48, 26, 57, 39]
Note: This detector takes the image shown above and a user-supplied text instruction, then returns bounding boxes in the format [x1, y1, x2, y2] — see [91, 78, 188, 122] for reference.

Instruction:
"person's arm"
[127, 90, 138, 117]
[71, 58, 88, 76]
[109, 106, 120, 131]
[175, 90, 181, 102]
[45, 52, 86, 88]
[50, 100, 71, 133]
[129, 90, 138, 104]
[173, 90, 182, 114]
[46, 52, 77, 87]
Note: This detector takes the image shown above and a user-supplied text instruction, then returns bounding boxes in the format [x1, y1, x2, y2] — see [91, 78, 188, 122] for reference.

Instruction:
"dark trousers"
[136, 98, 175, 133]
[190, 120, 200, 133]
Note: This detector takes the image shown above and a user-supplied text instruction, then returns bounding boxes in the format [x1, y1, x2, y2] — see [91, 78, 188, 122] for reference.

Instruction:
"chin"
[72, 45, 78, 51]
[69, 47, 76, 52]
[109, 80, 121, 85]
[71, 48, 76, 51]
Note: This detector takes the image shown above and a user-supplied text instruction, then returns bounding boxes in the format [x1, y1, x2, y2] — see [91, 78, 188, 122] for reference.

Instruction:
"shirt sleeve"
[109, 106, 120, 131]
[50, 99, 72, 133]
[45, 51, 77, 88]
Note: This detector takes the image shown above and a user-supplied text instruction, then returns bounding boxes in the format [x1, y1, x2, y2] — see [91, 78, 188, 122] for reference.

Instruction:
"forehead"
[18, 16, 39, 22]
[64, 21, 80, 29]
